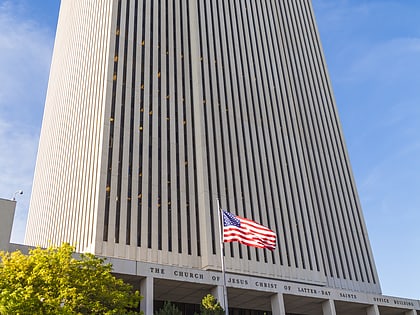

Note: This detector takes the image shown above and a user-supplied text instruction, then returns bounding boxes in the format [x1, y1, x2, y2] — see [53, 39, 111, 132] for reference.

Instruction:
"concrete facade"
[22, 0, 418, 313]
[0, 198, 16, 251]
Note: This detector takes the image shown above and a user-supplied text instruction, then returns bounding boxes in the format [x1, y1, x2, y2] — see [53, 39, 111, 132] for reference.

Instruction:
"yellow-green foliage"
[200, 294, 224, 315]
[0, 243, 143, 315]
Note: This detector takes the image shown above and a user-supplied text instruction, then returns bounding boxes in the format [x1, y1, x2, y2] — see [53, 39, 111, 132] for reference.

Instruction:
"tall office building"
[26, 1, 419, 314]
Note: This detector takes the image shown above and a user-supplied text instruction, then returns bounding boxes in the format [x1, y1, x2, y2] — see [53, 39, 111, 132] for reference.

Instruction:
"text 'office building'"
[25, 0, 419, 314]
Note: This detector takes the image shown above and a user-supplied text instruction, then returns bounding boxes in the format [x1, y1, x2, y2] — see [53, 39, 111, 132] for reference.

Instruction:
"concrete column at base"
[211, 285, 227, 311]
[322, 299, 336, 315]
[367, 305, 380, 315]
[271, 293, 286, 315]
[140, 276, 153, 314]
[404, 310, 417, 315]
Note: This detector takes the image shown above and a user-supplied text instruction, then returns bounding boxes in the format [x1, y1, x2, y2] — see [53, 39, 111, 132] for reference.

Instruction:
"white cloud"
[345, 37, 420, 85]
[0, 1, 53, 126]
[0, 2, 55, 243]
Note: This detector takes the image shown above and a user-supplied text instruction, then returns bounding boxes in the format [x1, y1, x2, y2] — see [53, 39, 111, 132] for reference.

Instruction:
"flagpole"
[216, 199, 229, 315]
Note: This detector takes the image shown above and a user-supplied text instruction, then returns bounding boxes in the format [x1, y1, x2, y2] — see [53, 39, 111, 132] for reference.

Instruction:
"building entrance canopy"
[109, 258, 419, 314]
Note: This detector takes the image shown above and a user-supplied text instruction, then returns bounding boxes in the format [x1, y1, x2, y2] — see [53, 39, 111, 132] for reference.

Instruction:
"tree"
[0, 243, 143, 315]
[199, 294, 224, 315]
[154, 301, 182, 315]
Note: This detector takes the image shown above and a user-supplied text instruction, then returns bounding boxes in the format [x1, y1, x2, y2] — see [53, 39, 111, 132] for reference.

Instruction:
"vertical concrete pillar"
[322, 299, 336, 315]
[271, 293, 286, 315]
[211, 285, 227, 311]
[404, 310, 416, 315]
[367, 304, 380, 315]
[140, 276, 153, 314]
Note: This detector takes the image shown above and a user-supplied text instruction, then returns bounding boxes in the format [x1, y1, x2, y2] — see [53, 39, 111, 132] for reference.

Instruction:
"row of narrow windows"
[103, 0, 200, 256]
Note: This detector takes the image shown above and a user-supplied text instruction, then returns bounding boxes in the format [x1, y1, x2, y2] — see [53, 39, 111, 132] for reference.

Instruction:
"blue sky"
[0, 0, 419, 300]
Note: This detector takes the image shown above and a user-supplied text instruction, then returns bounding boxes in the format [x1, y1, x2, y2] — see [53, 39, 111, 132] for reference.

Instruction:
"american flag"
[222, 210, 276, 251]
